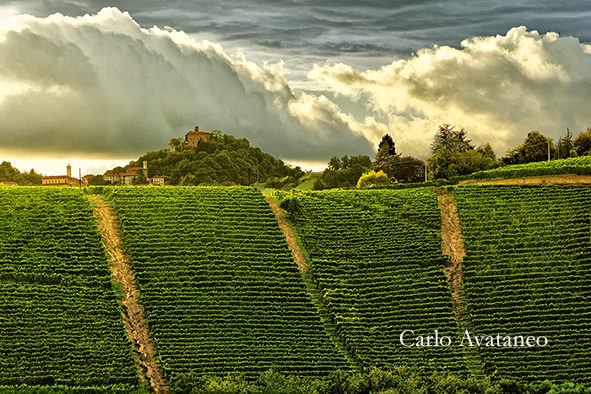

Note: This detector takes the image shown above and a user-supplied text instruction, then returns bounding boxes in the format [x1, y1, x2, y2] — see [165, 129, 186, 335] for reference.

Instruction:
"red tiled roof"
[43, 175, 71, 179]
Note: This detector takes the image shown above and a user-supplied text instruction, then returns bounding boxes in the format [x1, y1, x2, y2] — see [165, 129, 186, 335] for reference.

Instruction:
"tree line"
[314, 125, 591, 188]
[0, 161, 43, 185]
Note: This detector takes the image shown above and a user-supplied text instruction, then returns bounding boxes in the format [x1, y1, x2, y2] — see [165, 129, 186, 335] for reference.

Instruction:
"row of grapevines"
[453, 185, 591, 383]
[0, 187, 138, 388]
[456, 156, 591, 181]
[110, 187, 352, 382]
[285, 188, 468, 375]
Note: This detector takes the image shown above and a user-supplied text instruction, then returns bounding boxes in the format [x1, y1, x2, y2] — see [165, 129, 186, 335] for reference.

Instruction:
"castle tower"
[67, 164, 72, 178]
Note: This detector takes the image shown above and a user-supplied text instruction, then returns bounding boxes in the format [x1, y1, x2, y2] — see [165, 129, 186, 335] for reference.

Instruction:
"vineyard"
[109, 187, 351, 385]
[1, 184, 590, 392]
[0, 188, 138, 389]
[281, 188, 468, 375]
[456, 156, 591, 181]
[453, 185, 591, 383]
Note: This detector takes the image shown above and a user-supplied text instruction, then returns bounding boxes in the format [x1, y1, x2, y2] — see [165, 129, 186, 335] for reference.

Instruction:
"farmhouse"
[185, 126, 212, 147]
[150, 175, 170, 186]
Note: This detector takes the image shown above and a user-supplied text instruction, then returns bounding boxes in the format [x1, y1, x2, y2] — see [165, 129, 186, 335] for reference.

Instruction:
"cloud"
[309, 26, 591, 157]
[0, 7, 376, 161]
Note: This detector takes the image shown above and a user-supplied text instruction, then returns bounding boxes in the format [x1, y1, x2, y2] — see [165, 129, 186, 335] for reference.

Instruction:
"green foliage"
[88, 176, 110, 186]
[430, 124, 474, 156]
[503, 131, 551, 165]
[279, 196, 304, 217]
[123, 133, 302, 186]
[356, 170, 390, 187]
[168, 367, 505, 394]
[0, 161, 43, 185]
[373, 153, 425, 183]
[427, 125, 497, 180]
[378, 134, 396, 156]
[316, 155, 372, 189]
[0, 387, 150, 394]
[573, 127, 591, 156]
[428, 148, 498, 180]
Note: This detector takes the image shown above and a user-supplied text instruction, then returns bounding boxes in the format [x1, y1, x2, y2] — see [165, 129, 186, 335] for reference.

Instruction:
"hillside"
[100, 133, 304, 187]
[0, 185, 589, 393]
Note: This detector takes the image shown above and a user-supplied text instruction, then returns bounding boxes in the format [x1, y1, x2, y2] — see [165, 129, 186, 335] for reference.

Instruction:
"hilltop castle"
[185, 126, 212, 147]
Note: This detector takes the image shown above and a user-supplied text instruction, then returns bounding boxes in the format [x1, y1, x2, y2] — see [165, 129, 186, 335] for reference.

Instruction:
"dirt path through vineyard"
[266, 196, 308, 272]
[90, 196, 168, 393]
[436, 188, 485, 376]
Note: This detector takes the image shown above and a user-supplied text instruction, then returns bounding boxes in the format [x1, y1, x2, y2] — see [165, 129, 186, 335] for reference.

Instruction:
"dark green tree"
[430, 124, 474, 156]
[378, 134, 396, 156]
[0, 161, 42, 185]
[328, 156, 341, 170]
[503, 131, 551, 165]
[574, 127, 591, 156]
[428, 125, 497, 179]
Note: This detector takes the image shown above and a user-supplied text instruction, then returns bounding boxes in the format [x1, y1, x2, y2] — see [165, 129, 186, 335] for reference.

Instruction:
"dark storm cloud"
[4, 0, 589, 73]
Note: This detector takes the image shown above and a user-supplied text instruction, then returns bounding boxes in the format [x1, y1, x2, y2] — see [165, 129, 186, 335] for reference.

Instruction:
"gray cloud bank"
[0, 8, 376, 160]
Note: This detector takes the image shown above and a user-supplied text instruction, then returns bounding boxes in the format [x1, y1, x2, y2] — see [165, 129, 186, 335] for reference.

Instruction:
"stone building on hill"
[185, 126, 212, 147]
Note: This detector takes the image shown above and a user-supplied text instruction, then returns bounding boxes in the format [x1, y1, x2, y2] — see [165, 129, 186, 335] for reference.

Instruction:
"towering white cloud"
[309, 26, 591, 157]
[0, 7, 376, 161]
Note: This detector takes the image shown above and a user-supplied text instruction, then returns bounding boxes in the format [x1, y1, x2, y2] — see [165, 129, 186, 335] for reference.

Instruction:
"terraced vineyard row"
[457, 156, 591, 181]
[284, 188, 468, 374]
[453, 185, 591, 383]
[110, 187, 351, 383]
[0, 188, 138, 388]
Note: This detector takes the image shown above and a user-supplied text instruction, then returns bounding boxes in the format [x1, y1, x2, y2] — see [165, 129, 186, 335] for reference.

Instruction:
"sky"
[1, 1, 590, 175]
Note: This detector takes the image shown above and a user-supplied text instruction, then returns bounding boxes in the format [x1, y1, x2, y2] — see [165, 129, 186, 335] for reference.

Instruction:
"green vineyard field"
[0, 188, 138, 389]
[457, 156, 591, 181]
[283, 188, 468, 375]
[1, 185, 590, 392]
[454, 185, 591, 383]
[109, 187, 351, 384]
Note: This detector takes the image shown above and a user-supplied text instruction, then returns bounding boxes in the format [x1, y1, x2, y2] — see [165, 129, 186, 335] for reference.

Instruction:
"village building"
[123, 161, 149, 186]
[0, 181, 18, 186]
[150, 175, 170, 186]
[42, 164, 80, 187]
[185, 126, 212, 147]
[103, 173, 122, 184]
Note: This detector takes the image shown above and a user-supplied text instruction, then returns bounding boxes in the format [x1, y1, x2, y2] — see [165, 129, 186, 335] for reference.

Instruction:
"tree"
[88, 176, 110, 186]
[430, 149, 497, 179]
[373, 136, 399, 181]
[427, 125, 497, 179]
[503, 131, 550, 165]
[476, 143, 496, 160]
[430, 124, 474, 156]
[573, 127, 591, 156]
[0, 161, 42, 185]
[378, 134, 396, 156]
[133, 169, 148, 185]
[328, 156, 341, 171]
[168, 137, 185, 152]
[357, 170, 390, 188]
